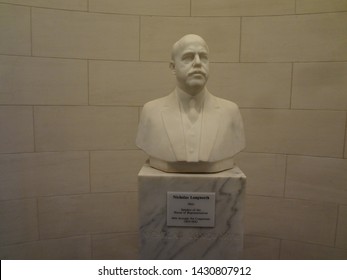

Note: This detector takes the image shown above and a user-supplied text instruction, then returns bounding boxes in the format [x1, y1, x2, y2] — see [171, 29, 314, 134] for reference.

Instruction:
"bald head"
[171, 34, 209, 61]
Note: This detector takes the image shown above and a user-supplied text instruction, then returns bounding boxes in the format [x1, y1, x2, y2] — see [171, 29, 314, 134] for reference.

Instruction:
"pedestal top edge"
[138, 163, 246, 179]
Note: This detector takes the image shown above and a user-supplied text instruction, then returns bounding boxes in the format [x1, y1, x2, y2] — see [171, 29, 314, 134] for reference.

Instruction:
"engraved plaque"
[167, 192, 215, 227]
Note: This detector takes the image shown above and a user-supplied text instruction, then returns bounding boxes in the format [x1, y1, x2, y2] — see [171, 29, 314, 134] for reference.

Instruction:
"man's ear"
[169, 61, 176, 75]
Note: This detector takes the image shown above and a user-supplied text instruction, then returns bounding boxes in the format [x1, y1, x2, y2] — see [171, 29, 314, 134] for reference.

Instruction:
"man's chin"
[188, 78, 206, 87]
[185, 83, 206, 95]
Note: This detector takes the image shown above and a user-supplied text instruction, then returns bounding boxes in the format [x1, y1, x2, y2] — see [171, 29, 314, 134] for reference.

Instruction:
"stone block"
[89, 61, 175, 106]
[0, 199, 38, 246]
[0, 56, 87, 105]
[138, 164, 246, 259]
[245, 196, 337, 245]
[242, 109, 345, 157]
[92, 232, 138, 260]
[0, 235, 91, 260]
[34, 106, 138, 151]
[286, 156, 347, 204]
[241, 13, 347, 62]
[296, 0, 347, 14]
[0, 106, 34, 153]
[236, 152, 285, 197]
[89, 0, 190, 16]
[192, 0, 294, 16]
[336, 205, 347, 249]
[243, 235, 280, 260]
[1, 0, 87, 10]
[32, 8, 139, 60]
[0, 4, 30, 55]
[39, 192, 138, 239]
[292, 62, 347, 110]
[280, 240, 347, 260]
[91, 150, 147, 193]
[208, 63, 291, 108]
[0, 152, 89, 200]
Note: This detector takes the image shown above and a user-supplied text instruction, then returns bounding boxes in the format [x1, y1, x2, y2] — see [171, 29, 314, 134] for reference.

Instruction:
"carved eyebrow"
[181, 51, 208, 57]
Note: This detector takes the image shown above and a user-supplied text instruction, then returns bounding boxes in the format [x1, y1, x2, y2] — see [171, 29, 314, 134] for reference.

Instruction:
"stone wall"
[0, 0, 346, 259]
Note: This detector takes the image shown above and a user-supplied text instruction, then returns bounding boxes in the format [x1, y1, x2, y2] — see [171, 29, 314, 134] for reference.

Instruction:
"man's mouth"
[189, 71, 205, 76]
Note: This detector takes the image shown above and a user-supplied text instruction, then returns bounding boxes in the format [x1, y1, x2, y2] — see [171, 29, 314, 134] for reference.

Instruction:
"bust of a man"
[136, 34, 245, 172]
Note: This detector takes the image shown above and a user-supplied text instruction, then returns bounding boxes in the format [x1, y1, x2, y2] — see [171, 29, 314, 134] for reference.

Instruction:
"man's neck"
[176, 86, 206, 105]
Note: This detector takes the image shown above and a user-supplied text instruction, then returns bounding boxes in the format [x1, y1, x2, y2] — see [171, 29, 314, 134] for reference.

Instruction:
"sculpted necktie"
[188, 98, 199, 123]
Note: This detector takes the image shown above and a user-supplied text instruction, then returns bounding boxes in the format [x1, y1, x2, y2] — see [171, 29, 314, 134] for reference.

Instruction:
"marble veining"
[138, 164, 246, 259]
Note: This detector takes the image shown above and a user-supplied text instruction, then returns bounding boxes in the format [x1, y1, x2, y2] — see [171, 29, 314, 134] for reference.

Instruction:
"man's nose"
[193, 54, 201, 66]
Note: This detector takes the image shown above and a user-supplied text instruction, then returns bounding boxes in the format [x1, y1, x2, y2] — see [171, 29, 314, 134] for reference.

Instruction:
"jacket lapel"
[200, 91, 221, 161]
[161, 91, 186, 161]
[161, 89, 221, 162]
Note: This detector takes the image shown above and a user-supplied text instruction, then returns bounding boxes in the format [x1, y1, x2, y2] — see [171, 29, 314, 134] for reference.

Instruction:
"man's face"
[171, 37, 209, 95]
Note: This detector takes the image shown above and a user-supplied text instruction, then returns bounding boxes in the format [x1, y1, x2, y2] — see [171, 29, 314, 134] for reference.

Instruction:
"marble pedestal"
[138, 164, 246, 260]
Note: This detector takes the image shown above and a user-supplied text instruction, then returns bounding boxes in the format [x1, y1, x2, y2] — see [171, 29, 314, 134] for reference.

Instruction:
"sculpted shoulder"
[214, 95, 240, 113]
[142, 96, 168, 115]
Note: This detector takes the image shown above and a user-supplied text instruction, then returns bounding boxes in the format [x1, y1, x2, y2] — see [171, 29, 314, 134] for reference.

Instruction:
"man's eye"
[182, 54, 194, 62]
[200, 54, 208, 61]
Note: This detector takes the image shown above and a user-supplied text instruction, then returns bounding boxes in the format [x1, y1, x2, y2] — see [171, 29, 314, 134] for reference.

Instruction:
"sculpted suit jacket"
[136, 89, 245, 163]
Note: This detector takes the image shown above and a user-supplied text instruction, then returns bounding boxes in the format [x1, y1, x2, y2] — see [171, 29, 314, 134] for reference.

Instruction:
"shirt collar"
[176, 87, 206, 110]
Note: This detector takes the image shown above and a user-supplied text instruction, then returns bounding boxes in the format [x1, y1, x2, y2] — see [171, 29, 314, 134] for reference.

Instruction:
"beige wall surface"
[0, 0, 346, 259]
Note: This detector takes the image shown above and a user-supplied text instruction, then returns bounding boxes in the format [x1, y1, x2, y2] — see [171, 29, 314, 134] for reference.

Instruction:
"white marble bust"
[136, 34, 245, 172]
